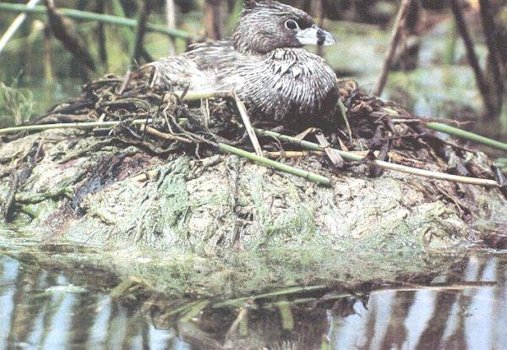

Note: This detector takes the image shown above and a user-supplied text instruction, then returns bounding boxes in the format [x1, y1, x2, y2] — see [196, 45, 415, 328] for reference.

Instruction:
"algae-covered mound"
[0, 75, 505, 297]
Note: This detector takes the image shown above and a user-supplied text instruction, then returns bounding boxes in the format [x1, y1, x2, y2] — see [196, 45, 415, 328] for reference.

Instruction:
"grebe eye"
[284, 19, 299, 30]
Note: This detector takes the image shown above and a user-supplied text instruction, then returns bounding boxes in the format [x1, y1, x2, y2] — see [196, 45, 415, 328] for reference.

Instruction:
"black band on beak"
[317, 29, 326, 46]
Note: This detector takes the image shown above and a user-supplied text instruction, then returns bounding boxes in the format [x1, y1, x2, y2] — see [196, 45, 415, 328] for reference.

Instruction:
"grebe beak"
[296, 25, 335, 46]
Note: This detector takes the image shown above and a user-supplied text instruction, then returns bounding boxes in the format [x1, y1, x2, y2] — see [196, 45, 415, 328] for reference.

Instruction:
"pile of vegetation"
[3, 70, 504, 191]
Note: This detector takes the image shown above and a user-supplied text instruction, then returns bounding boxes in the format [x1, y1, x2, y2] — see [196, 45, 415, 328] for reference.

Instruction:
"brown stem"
[478, 0, 504, 118]
[373, 0, 413, 96]
[44, 0, 96, 77]
[450, 0, 493, 117]
[131, 0, 152, 66]
[204, 0, 223, 40]
[44, 0, 95, 74]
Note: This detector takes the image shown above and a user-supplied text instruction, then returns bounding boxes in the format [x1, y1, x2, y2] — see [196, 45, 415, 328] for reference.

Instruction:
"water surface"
[0, 250, 505, 349]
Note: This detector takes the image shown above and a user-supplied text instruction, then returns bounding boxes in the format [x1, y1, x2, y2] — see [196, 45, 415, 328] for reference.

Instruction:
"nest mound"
[1, 74, 505, 297]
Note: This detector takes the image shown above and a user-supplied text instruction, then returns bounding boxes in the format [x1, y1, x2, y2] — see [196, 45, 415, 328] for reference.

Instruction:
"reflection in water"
[0, 255, 181, 349]
[329, 252, 506, 350]
[0, 252, 505, 349]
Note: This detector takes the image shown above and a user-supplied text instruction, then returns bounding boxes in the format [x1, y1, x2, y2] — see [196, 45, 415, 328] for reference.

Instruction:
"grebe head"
[233, 0, 336, 54]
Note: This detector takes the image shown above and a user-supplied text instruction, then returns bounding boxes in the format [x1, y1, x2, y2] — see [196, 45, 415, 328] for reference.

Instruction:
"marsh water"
[1, 250, 505, 349]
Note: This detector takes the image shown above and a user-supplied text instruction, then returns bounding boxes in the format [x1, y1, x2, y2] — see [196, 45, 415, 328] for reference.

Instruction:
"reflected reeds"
[0, 255, 177, 349]
[0, 251, 505, 349]
[329, 251, 506, 350]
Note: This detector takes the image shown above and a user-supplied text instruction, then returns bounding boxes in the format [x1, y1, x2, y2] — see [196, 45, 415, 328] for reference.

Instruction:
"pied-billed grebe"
[146, 0, 339, 126]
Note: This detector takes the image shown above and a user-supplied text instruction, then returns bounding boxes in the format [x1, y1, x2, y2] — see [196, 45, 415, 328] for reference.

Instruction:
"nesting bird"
[146, 0, 339, 126]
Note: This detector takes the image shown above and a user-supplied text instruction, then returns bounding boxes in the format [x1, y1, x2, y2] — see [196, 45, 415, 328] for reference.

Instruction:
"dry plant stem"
[232, 93, 263, 156]
[450, 0, 492, 116]
[180, 90, 234, 101]
[373, 0, 413, 96]
[256, 129, 500, 188]
[180, 90, 263, 156]
[266, 150, 392, 159]
[0, 120, 150, 135]
[266, 151, 323, 158]
[140, 125, 192, 144]
[371, 159, 498, 186]
[0, 0, 42, 54]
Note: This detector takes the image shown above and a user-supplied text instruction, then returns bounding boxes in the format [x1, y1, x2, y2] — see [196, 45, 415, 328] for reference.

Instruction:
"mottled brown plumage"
[146, 0, 339, 126]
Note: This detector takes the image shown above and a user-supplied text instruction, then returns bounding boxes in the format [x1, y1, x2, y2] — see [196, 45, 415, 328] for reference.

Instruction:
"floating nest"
[1, 72, 506, 298]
